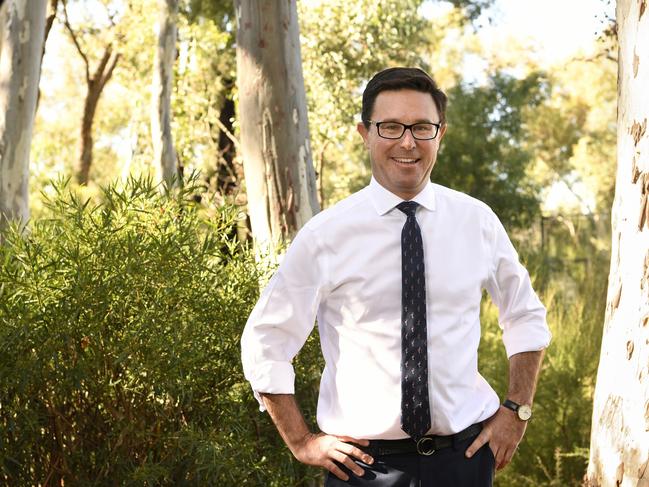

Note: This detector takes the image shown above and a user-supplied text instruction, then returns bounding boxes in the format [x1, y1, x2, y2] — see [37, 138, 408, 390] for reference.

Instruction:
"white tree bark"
[586, 1, 649, 486]
[151, 0, 178, 188]
[235, 0, 319, 251]
[0, 0, 47, 230]
[0, 1, 7, 61]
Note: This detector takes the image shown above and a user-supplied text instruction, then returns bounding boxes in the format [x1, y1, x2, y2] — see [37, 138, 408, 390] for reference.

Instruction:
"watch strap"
[502, 399, 520, 412]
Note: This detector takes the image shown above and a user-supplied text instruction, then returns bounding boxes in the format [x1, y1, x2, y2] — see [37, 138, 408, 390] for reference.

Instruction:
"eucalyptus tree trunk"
[0, 0, 47, 230]
[585, 1, 649, 485]
[0, 1, 6, 59]
[235, 0, 319, 250]
[151, 0, 178, 188]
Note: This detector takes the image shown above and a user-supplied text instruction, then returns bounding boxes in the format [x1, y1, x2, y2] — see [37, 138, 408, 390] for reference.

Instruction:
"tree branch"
[213, 116, 241, 151]
[44, 0, 59, 47]
[91, 47, 111, 85]
[37, 0, 60, 111]
[571, 52, 618, 65]
[62, 0, 90, 83]
[98, 51, 120, 91]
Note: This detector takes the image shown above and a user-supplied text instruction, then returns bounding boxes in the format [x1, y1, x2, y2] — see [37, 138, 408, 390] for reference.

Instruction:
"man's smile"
[392, 157, 420, 165]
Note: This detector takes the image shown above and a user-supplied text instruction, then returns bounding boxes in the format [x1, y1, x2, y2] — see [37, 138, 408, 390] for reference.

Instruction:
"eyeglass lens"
[377, 122, 438, 140]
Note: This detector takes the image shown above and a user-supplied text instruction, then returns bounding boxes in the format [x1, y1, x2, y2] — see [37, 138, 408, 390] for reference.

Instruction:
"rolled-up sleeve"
[484, 213, 551, 358]
[241, 225, 324, 411]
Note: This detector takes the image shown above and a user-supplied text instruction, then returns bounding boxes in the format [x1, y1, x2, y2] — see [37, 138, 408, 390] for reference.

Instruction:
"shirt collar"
[368, 177, 437, 216]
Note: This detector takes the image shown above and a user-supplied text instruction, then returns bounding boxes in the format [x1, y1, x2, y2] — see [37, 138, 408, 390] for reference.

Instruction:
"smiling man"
[241, 67, 551, 486]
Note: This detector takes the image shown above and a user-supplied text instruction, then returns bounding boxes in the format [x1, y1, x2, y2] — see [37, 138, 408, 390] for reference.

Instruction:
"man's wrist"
[504, 389, 534, 404]
[502, 399, 533, 421]
[259, 393, 314, 456]
[285, 429, 314, 456]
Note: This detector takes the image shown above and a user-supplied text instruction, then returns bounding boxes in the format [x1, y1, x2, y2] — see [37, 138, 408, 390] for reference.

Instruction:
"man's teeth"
[394, 158, 417, 163]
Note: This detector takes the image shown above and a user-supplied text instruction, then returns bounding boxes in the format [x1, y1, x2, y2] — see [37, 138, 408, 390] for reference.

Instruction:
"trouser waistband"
[363, 422, 483, 456]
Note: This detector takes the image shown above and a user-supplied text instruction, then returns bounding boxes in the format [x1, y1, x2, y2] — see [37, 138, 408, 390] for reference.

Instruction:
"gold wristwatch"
[502, 399, 532, 421]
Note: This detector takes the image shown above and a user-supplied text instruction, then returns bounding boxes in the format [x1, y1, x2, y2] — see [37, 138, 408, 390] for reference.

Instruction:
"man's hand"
[292, 432, 374, 481]
[464, 406, 527, 471]
[466, 350, 544, 470]
[259, 393, 374, 481]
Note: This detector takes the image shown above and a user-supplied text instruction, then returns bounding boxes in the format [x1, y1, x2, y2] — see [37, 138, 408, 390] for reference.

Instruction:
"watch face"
[518, 405, 532, 421]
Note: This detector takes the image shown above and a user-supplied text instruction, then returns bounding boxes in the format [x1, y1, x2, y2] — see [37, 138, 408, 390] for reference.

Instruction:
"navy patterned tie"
[397, 201, 431, 440]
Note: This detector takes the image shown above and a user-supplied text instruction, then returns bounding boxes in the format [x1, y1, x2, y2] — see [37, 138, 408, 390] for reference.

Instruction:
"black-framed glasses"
[366, 120, 441, 140]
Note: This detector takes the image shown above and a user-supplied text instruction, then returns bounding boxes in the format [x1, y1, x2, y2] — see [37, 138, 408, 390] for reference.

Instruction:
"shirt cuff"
[502, 319, 552, 358]
[247, 361, 296, 412]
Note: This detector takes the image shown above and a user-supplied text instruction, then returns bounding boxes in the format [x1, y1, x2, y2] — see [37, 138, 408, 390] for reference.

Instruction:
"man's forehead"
[372, 89, 438, 121]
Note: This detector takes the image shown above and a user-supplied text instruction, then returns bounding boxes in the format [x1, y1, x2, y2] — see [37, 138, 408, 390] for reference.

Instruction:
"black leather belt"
[362, 423, 483, 456]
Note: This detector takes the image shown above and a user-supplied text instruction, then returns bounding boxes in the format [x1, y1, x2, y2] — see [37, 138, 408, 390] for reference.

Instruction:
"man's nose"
[399, 128, 417, 149]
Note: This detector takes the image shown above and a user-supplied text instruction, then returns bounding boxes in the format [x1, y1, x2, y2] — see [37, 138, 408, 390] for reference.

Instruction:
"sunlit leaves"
[435, 72, 547, 228]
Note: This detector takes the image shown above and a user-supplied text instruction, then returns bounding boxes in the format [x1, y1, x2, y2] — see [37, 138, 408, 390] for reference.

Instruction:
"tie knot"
[397, 201, 419, 217]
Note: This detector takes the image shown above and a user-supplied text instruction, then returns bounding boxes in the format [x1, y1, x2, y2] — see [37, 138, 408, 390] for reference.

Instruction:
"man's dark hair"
[361, 67, 448, 128]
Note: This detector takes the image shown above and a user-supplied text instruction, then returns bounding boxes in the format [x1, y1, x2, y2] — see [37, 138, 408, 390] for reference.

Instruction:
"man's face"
[357, 89, 446, 200]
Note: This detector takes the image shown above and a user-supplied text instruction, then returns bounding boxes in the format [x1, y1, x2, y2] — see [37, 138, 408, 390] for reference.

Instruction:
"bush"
[0, 177, 321, 485]
[0, 177, 608, 486]
[478, 253, 607, 486]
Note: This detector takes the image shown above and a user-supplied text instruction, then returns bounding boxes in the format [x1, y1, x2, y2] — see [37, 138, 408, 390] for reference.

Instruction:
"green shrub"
[479, 254, 607, 487]
[0, 177, 321, 486]
[0, 176, 608, 486]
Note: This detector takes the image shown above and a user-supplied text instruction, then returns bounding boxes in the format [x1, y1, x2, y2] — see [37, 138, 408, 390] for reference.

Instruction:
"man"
[241, 67, 551, 486]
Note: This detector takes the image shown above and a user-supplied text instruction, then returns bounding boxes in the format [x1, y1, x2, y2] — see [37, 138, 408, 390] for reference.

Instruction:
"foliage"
[299, 0, 431, 205]
[0, 176, 321, 485]
[183, 0, 233, 28]
[435, 72, 548, 228]
[19, 2, 619, 483]
[173, 13, 235, 180]
[480, 271, 606, 486]
[31, 0, 158, 201]
[448, 0, 495, 23]
[0, 176, 608, 486]
[479, 215, 609, 487]
[537, 59, 617, 214]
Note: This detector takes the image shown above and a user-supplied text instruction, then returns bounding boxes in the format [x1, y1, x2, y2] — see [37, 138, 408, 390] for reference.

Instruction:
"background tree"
[62, 0, 120, 185]
[235, 0, 319, 248]
[435, 72, 548, 229]
[174, 1, 240, 196]
[0, 2, 5, 57]
[0, 0, 621, 483]
[298, 0, 430, 207]
[151, 0, 179, 187]
[585, 0, 649, 485]
[0, 0, 47, 230]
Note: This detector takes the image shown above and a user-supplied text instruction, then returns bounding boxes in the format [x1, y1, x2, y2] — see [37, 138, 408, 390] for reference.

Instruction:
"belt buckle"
[416, 436, 435, 456]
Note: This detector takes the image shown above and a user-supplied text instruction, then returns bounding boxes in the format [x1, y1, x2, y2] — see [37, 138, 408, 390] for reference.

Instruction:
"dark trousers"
[324, 434, 494, 487]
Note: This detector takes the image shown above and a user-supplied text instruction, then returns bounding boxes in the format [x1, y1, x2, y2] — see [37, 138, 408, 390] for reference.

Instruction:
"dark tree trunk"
[216, 85, 237, 194]
[76, 48, 119, 185]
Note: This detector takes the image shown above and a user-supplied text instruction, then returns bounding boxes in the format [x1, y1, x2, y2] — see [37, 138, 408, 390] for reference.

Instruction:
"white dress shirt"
[241, 178, 551, 439]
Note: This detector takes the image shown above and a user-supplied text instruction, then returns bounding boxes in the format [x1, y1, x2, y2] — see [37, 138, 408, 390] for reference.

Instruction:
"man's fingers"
[494, 446, 504, 470]
[495, 446, 515, 470]
[305, 434, 373, 479]
[465, 431, 490, 458]
[331, 450, 365, 477]
[324, 460, 349, 481]
[339, 442, 374, 464]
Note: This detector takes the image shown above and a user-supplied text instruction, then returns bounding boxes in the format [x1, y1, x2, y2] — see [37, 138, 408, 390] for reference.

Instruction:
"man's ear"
[438, 123, 448, 142]
[357, 122, 370, 148]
